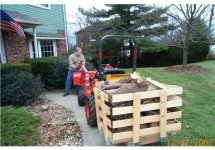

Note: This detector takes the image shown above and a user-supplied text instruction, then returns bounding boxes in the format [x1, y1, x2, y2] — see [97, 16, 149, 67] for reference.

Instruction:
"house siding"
[0, 4, 67, 64]
[1, 4, 65, 34]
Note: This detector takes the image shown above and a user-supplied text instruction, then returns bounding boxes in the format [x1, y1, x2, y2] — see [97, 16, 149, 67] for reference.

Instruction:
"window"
[29, 39, 57, 58]
[30, 4, 51, 10]
[39, 4, 49, 8]
[40, 40, 55, 57]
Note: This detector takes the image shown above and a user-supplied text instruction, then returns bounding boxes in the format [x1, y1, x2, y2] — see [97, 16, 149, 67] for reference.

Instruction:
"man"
[63, 47, 85, 96]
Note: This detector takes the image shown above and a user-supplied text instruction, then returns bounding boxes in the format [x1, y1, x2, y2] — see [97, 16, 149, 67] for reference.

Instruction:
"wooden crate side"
[146, 78, 167, 90]
[112, 111, 181, 128]
[111, 97, 182, 116]
[112, 93, 133, 103]
[97, 95, 111, 116]
[94, 88, 102, 129]
[106, 117, 112, 128]
[95, 81, 105, 89]
[140, 135, 159, 145]
[112, 121, 181, 141]
[167, 86, 183, 95]
[132, 93, 141, 143]
[140, 90, 161, 99]
[96, 88, 109, 103]
[101, 93, 109, 139]
[95, 81, 182, 103]
[159, 90, 167, 138]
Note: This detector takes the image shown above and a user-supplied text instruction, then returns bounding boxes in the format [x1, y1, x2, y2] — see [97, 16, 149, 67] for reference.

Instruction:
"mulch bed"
[163, 64, 209, 74]
[27, 99, 83, 146]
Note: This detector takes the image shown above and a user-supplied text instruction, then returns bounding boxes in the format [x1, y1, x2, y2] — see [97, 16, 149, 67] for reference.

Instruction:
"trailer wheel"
[78, 92, 86, 106]
[85, 94, 97, 127]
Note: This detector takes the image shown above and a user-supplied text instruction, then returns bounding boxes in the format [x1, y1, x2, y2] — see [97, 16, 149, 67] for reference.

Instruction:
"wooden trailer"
[94, 78, 183, 146]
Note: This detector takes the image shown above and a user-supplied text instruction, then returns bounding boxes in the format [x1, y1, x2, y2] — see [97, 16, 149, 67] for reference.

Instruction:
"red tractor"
[73, 35, 138, 127]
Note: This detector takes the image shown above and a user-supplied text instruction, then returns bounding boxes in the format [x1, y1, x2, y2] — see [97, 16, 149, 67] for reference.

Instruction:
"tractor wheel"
[78, 92, 86, 106]
[85, 94, 97, 127]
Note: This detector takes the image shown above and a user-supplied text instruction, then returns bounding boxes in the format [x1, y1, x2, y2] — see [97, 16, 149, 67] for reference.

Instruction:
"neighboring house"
[0, 4, 68, 64]
[75, 28, 90, 49]
[75, 27, 96, 49]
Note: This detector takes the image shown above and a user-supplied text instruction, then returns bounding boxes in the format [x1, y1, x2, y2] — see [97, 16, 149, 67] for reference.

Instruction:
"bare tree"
[208, 4, 215, 41]
[160, 4, 211, 66]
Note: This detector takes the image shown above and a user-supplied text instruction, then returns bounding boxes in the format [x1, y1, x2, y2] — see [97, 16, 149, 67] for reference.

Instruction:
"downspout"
[63, 4, 68, 53]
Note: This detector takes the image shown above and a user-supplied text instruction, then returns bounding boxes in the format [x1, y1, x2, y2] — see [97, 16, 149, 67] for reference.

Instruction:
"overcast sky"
[65, 3, 108, 45]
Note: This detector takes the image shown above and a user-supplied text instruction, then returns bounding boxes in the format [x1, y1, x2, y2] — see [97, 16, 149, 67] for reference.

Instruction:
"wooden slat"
[167, 86, 183, 95]
[140, 90, 160, 99]
[132, 93, 141, 143]
[106, 105, 111, 116]
[112, 106, 133, 115]
[112, 111, 181, 128]
[160, 90, 167, 138]
[94, 88, 102, 129]
[146, 78, 167, 90]
[108, 129, 113, 142]
[111, 98, 182, 116]
[140, 136, 158, 145]
[167, 111, 182, 119]
[101, 93, 108, 139]
[112, 93, 133, 103]
[107, 117, 112, 128]
[112, 122, 181, 141]
[167, 98, 182, 107]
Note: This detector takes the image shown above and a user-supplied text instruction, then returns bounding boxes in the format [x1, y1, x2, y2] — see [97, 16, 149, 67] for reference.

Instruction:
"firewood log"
[101, 83, 127, 90]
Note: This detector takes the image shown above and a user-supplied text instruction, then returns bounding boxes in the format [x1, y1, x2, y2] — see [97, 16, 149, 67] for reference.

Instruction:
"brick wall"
[56, 39, 67, 56]
[2, 31, 30, 63]
[2, 31, 67, 63]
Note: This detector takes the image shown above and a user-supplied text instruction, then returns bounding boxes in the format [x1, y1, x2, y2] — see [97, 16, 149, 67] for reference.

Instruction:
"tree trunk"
[182, 24, 191, 67]
[182, 47, 188, 67]
[208, 5, 215, 34]
[129, 39, 134, 67]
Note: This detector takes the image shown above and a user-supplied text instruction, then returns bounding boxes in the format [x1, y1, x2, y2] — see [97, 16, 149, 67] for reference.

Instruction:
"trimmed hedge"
[1, 63, 32, 75]
[114, 43, 210, 68]
[1, 70, 45, 106]
[24, 57, 68, 89]
[24, 56, 96, 89]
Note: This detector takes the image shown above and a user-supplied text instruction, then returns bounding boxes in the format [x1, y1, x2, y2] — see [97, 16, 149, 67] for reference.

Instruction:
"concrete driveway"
[44, 91, 106, 146]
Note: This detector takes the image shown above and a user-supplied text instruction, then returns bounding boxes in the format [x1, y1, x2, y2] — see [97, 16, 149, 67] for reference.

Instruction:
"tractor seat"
[103, 68, 125, 75]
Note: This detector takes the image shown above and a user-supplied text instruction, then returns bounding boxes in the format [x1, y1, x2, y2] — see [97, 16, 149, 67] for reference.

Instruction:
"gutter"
[63, 4, 69, 53]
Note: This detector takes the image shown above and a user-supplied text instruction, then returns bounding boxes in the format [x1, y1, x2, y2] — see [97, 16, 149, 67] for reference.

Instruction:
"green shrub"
[47, 58, 68, 89]
[1, 70, 45, 106]
[24, 56, 95, 89]
[1, 106, 41, 146]
[24, 57, 68, 89]
[1, 63, 32, 75]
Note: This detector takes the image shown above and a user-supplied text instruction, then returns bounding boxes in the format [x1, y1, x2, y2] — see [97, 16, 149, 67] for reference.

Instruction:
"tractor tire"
[85, 94, 97, 127]
[78, 92, 86, 106]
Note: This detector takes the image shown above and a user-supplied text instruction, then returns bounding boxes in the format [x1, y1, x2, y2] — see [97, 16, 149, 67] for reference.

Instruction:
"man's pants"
[65, 70, 80, 95]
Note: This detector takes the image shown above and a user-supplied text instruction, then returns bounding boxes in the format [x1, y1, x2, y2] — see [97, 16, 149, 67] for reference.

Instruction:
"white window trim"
[0, 31, 7, 64]
[53, 40, 57, 56]
[29, 4, 51, 10]
[37, 37, 65, 40]
[38, 39, 57, 58]
[29, 39, 39, 58]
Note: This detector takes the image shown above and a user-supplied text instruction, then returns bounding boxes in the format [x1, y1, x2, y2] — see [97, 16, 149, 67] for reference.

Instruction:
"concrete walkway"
[44, 91, 106, 146]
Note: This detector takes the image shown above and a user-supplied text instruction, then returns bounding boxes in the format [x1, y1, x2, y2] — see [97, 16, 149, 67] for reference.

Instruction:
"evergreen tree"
[79, 4, 174, 66]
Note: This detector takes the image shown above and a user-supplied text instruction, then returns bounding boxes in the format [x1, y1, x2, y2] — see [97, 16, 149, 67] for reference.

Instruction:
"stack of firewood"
[99, 77, 180, 133]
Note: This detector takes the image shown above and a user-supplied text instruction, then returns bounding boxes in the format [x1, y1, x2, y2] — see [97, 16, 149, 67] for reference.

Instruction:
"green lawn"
[130, 60, 215, 146]
[1, 106, 41, 146]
